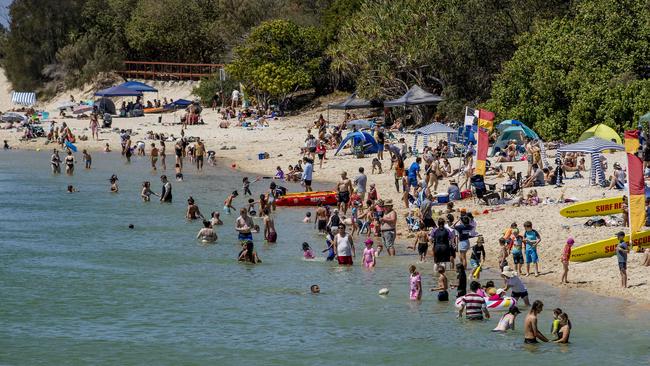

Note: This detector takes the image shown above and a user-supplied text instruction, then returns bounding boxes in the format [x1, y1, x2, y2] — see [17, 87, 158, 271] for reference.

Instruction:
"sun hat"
[501, 266, 518, 278]
[382, 199, 393, 207]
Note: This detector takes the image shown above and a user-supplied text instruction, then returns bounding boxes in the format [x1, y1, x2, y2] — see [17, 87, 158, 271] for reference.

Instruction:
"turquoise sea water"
[1, 151, 649, 365]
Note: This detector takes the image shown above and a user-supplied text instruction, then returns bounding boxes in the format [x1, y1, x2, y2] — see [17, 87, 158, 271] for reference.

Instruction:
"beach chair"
[405, 216, 420, 231]
[502, 172, 522, 200]
[470, 174, 500, 205]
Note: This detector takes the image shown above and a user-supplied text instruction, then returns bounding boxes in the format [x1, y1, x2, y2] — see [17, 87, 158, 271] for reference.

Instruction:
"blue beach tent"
[334, 131, 379, 156]
[95, 85, 143, 97]
[119, 81, 158, 93]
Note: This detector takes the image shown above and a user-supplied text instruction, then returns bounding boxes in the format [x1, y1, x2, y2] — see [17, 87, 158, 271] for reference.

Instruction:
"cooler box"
[436, 193, 449, 203]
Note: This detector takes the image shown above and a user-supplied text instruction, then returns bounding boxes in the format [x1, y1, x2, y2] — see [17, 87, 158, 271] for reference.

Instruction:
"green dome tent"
[578, 124, 622, 144]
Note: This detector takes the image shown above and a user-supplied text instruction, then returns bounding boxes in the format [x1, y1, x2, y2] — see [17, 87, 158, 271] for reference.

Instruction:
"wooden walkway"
[118, 61, 224, 80]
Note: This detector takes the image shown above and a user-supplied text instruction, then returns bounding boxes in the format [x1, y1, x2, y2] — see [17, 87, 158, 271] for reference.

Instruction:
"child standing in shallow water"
[409, 265, 422, 300]
[323, 228, 336, 261]
[363, 239, 376, 268]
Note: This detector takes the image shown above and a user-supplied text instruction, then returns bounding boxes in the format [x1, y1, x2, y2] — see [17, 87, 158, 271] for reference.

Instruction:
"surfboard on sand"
[570, 230, 650, 262]
[64, 140, 78, 153]
[559, 196, 624, 218]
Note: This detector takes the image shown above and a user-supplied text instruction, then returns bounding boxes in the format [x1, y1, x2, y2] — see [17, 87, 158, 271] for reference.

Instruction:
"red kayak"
[275, 191, 338, 207]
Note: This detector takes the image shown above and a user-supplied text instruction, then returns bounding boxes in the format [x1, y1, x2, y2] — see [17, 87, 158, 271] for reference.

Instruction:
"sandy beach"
[1, 79, 648, 304]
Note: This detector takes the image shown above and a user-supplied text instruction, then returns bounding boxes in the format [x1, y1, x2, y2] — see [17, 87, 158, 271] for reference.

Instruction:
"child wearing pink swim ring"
[363, 239, 376, 268]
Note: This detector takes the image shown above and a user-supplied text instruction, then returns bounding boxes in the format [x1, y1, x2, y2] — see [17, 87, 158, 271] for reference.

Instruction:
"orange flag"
[624, 130, 645, 235]
[475, 127, 489, 176]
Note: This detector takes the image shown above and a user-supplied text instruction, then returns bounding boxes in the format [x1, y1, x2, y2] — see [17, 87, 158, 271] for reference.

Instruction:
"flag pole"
[626, 173, 633, 246]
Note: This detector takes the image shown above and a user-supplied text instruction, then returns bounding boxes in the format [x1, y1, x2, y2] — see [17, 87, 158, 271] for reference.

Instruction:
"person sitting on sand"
[608, 163, 626, 190]
[196, 220, 217, 242]
[274, 166, 285, 180]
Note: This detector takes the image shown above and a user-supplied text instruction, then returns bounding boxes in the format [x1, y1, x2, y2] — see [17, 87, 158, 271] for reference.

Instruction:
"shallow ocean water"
[1, 151, 649, 365]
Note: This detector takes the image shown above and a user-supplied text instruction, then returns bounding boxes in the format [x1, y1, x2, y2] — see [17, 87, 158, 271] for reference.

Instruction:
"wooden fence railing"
[118, 61, 224, 80]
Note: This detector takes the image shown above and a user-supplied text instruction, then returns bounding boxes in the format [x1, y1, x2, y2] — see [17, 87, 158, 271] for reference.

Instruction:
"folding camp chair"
[470, 175, 500, 205]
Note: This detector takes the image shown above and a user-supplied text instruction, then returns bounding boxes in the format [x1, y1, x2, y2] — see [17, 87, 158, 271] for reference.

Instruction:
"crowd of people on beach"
[41, 102, 650, 349]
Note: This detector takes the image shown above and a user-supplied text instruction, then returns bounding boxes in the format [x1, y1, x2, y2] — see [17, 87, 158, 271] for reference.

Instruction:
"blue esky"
[0, 0, 10, 28]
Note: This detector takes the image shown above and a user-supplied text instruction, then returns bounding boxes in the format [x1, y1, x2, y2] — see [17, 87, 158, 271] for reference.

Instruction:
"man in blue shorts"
[407, 157, 422, 194]
[235, 208, 255, 243]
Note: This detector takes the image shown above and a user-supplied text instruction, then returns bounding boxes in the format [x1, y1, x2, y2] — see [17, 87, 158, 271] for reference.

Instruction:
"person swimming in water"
[141, 181, 157, 202]
[303, 242, 315, 259]
[492, 306, 521, 332]
[109, 175, 119, 192]
[210, 211, 223, 226]
[186, 196, 204, 220]
[196, 220, 217, 242]
[238, 241, 261, 264]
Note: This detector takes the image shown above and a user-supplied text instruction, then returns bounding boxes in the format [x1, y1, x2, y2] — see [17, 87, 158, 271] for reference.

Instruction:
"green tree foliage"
[329, 0, 568, 118]
[226, 19, 324, 108]
[53, 0, 136, 89]
[125, 0, 226, 63]
[488, 0, 650, 141]
[2, 0, 83, 90]
[192, 74, 239, 106]
[319, 0, 362, 43]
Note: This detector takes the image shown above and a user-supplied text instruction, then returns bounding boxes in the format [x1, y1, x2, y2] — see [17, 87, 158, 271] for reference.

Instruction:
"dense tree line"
[2, 0, 649, 141]
[486, 0, 650, 140]
[1, 0, 332, 93]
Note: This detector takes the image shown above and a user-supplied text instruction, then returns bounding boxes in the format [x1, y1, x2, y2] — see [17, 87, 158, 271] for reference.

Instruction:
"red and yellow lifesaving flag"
[477, 109, 495, 131]
[475, 127, 489, 176]
[624, 130, 645, 234]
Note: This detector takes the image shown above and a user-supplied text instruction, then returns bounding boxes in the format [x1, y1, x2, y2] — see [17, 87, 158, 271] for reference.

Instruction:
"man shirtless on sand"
[315, 203, 328, 233]
[337, 171, 353, 214]
[524, 300, 549, 344]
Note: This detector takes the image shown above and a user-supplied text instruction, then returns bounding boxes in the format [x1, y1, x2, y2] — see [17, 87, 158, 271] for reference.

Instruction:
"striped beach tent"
[557, 137, 624, 186]
[411, 122, 457, 152]
[11, 91, 36, 106]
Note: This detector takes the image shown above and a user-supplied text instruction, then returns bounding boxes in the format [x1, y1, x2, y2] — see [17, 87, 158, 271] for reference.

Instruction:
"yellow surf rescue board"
[559, 196, 624, 218]
[570, 230, 650, 262]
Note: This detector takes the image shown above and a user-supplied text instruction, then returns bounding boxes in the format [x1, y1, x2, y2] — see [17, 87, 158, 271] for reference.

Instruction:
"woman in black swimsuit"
[175, 141, 183, 169]
[65, 151, 75, 175]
